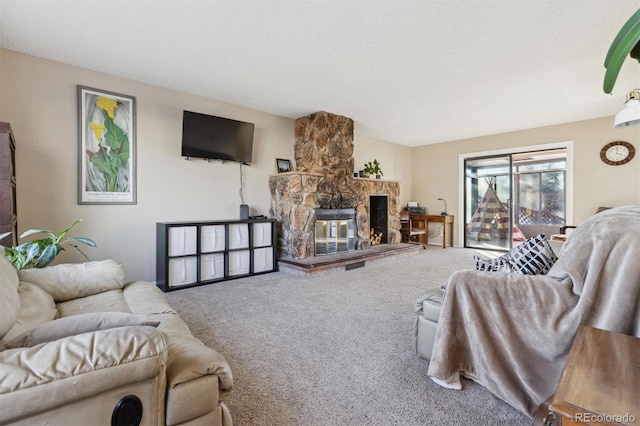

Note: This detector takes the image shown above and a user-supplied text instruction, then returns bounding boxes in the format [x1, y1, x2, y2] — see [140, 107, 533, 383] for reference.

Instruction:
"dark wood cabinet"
[156, 219, 277, 291]
[0, 123, 17, 247]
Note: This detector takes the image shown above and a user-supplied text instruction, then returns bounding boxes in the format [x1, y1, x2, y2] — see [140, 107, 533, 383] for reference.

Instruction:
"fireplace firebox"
[369, 196, 388, 244]
[314, 208, 356, 256]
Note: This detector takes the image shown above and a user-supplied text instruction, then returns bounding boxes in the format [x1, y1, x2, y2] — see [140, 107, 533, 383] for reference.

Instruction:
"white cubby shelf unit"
[156, 219, 277, 291]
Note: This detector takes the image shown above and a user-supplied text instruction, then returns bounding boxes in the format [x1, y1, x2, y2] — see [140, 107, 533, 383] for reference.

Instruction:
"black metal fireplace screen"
[314, 208, 356, 256]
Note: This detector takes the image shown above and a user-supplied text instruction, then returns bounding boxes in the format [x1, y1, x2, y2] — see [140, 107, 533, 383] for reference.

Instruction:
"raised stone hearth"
[269, 111, 401, 260]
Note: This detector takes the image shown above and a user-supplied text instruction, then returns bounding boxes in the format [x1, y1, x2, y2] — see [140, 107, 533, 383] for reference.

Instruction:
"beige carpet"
[166, 245, 530, 426]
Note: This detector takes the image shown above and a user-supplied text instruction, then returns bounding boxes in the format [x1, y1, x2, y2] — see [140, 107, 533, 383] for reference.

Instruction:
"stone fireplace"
[269, 111, 401, 261]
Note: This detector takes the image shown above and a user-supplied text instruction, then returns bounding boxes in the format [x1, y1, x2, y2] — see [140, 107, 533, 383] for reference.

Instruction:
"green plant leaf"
[29, 238, 55, 251]
[4, 246, 18, 263]
[5, 247, 25, 270]
[605, 8, 640, 67]
[24, 243, 41, 264]
[20, 228, 55, 238]
[92, 155, 114, 177]
[68, 237, 97, 247]
[35, 245, 58, 268]
[631, 40, 640, 61]
[121, 139, 130, 157]
[604, 9, 640, 93]
[69, 244, 92, 261]
[57, 219, 82, 241]
[103, 113, 128, 151]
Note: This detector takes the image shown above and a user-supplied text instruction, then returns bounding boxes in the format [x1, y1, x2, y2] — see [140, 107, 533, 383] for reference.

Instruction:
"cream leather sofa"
[0, 254, 233, 426]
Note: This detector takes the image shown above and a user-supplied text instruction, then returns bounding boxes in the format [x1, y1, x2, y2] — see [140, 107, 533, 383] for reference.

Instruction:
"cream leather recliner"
[413, 287, 444, 361]
[0, 254, 233, 426]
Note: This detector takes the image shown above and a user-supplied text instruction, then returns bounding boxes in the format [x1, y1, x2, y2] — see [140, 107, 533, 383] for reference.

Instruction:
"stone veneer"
[269, 111, 401, 260]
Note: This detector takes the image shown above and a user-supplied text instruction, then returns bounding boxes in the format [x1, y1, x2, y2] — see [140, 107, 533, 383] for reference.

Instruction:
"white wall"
[0, 48, 412, 281]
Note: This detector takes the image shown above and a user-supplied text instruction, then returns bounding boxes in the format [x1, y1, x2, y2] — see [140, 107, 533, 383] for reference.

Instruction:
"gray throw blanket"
[427, 205, 640, 417]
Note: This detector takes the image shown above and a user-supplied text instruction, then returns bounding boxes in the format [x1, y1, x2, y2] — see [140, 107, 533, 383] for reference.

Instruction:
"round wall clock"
[600, 141, 635, 165]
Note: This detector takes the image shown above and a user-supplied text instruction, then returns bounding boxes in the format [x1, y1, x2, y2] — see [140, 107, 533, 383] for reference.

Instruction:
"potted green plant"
[0, 219, 96, 270]
[363, 159, 384, 179]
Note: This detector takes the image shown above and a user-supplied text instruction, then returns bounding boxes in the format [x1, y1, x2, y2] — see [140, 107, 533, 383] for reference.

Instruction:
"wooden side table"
[409, 214, 454, 248]
[542, 326, 639, 426]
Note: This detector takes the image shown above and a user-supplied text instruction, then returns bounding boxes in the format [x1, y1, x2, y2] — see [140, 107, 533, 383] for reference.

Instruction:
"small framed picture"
[276, 158, 292, 173]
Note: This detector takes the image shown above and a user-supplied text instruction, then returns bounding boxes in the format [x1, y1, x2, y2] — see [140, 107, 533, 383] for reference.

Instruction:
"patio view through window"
[465, 148, 566, 250]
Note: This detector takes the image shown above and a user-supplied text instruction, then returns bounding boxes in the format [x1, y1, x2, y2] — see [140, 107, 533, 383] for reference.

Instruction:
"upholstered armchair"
[417, 206, 640, 417]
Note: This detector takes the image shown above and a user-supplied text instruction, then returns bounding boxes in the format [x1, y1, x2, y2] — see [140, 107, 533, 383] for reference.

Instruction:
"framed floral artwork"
[77, 86, 136, 204]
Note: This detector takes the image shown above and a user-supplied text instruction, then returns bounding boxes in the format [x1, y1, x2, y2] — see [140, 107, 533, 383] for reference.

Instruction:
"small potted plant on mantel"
[363, 159, 384, 179]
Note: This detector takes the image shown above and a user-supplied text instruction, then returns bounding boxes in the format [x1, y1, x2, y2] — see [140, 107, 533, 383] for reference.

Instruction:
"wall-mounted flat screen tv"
[181, 111, 254, 164]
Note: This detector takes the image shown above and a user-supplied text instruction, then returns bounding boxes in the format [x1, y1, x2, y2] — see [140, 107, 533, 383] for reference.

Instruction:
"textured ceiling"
[1, 0, 639, 146]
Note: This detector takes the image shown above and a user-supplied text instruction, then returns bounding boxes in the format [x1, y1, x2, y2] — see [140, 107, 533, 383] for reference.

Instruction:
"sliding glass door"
[464, 155, 513, 250]
[512, 151, 566, 239]
[464, 149, 567, 251]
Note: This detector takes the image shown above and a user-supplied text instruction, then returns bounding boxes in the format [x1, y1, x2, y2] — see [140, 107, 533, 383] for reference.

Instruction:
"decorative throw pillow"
[509, 233, 558, 275]
[473, 254, 513, 272]
[4, 312, 160, 349]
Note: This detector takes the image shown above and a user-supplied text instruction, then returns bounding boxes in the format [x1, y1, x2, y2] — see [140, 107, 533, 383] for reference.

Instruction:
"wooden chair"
[399, 210, 427, 243]
[560, 206, 612, 234]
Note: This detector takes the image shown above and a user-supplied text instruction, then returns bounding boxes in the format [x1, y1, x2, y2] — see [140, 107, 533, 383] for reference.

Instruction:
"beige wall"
[3, 47, 636, 275]
[412, 117, 640, 245]
[0, 48, 412, 281]
[353, 134, 413, 208]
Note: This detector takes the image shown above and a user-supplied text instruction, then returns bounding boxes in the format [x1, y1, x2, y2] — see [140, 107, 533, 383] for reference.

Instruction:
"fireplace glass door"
[315, 219, 355, 255]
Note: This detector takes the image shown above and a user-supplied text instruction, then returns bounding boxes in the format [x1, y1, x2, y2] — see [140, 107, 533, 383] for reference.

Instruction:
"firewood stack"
[369, 228, 382, 245]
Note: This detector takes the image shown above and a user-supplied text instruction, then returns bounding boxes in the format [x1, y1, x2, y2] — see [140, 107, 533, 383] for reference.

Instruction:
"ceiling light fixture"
[614, 89, 640, 128]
